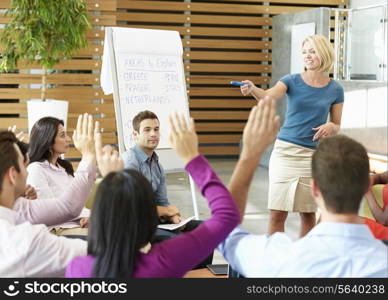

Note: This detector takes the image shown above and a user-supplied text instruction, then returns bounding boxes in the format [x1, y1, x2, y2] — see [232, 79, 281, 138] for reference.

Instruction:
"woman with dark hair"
[87, 170, 158, 277]
[66, 113, 240, 278]
[27, 115, 95, 235]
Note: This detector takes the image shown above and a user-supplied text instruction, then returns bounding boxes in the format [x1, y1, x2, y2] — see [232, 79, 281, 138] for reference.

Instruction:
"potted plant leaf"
[0, 0, 90, 132]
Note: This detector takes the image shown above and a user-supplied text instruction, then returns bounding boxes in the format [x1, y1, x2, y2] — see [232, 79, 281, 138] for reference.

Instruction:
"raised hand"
[72, 113, 95, 162]
[94, 121, 124, 177]
[241, 96, 281, 160]
[228, 96, 281, 219]
[168, 112, 199, 164]
[8, 125, 25, 142]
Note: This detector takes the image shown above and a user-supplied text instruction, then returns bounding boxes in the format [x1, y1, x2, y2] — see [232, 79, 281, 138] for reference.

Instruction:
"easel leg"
[189, 175, 199, 220]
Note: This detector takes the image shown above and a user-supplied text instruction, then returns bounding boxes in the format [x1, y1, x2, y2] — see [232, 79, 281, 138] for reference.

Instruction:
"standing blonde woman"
[240, 35, 344, 237]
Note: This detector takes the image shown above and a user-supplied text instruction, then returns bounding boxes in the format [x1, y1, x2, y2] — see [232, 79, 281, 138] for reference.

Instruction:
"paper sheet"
[157, 216, 195, 231]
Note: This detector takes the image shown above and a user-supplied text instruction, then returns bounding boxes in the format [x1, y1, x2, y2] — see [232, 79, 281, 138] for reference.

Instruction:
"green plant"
[0, 0, 91, 101]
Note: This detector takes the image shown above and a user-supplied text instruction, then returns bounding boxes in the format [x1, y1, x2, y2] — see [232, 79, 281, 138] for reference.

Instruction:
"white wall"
[350, 0, 386, 8]
[349, 7, 386, 80]
[340, 82, 388, 156]
[347, 1, 387, 80]
[342, 1, 387, 154]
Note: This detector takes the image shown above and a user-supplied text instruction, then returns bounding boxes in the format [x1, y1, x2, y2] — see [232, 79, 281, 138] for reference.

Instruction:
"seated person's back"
[217, 98, 387, 278]
[226, 222, 386, 277]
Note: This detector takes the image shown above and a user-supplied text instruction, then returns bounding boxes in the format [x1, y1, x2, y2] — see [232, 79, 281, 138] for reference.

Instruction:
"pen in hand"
[230, 81, 245, 87]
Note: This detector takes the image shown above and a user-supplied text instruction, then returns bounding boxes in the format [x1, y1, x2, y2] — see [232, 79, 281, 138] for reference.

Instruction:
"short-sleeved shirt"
[277, 73, 344, 149]
[121, 145, 169, 207]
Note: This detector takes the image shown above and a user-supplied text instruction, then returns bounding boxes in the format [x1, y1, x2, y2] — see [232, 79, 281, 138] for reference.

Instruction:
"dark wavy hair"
[87, 169, 159, 278]
[28, 117, 74, 177]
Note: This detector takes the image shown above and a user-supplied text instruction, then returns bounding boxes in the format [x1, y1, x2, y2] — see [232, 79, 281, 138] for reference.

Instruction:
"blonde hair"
[302, 35, 335, 73]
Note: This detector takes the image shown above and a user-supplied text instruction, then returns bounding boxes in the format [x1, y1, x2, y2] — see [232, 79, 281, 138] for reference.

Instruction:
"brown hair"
[0, 131, 20, 192]
[312, 135, 370, 214]
[132, 110, 158, 132]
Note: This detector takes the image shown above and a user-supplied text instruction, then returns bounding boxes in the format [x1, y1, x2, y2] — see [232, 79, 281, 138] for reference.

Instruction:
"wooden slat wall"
[330, 9, 349, 78]
[0, 0, 348, 161]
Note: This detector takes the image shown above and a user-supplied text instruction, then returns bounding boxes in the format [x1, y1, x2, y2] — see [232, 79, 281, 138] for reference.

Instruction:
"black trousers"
[153, 220, 214, 270]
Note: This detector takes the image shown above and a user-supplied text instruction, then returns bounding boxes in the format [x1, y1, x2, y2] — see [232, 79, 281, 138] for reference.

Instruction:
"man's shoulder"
[2, 219, 44, 246]
[0, 220, 33, 276]
[121, 147, 140, 168]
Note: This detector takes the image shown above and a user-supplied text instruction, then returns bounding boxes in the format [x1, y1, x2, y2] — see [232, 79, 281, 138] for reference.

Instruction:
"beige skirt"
[268, 139, 316, 213]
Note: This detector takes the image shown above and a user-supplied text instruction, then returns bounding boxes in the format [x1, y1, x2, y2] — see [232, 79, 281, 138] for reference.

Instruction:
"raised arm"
[14, 114, 97, 225]
[139, 113, 240, 277]
[19, 120, 126, 224]
[241, 80, 287, 102]
[228, 97, 280, 219]
[73, 113, 96, 166]
[217, 99, 291, 277]
[15, 160, 96, 225]
[8, 125, 25, 142]
[94, 120, 124, 176]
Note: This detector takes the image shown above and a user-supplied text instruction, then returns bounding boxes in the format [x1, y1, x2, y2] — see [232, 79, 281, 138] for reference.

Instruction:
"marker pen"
[230, 81, 245, 87]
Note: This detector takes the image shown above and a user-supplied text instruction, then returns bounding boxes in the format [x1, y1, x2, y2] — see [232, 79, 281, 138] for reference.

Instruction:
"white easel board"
[100, 27, 199, 219]
[101, 27, 189, 172]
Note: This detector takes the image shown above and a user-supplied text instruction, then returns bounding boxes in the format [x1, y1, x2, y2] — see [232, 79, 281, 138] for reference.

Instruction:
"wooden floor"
[183, 268, 227, 278]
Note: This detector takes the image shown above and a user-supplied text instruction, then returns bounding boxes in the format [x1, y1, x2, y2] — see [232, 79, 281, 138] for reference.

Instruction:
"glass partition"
[333, 5, 387, 82]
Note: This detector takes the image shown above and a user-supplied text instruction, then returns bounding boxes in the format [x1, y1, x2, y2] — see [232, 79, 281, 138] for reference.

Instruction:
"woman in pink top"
[27, 116, 91, 232]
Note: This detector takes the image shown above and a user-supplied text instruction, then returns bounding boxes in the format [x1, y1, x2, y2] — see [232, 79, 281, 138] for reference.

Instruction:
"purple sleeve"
[135, 155, 240, 277]
[66, 255, 94, 278]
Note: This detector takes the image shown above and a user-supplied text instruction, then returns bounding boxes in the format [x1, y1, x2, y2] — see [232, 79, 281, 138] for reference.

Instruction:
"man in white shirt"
[0, 116, 123, 277]
[219, 97, 388, 277]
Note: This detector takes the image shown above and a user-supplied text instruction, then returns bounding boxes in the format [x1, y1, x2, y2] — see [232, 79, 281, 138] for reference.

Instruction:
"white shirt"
[218, 222, 388, 277]
[0, 206, 86, 277]
[27, 160, 91, 229]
